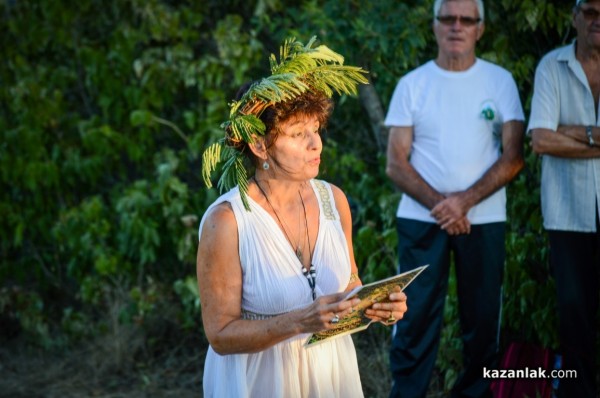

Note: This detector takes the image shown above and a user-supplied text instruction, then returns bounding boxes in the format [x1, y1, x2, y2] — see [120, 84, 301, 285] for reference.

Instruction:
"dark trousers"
[549, 220, 600, 398]
[389, 218, 504, 398]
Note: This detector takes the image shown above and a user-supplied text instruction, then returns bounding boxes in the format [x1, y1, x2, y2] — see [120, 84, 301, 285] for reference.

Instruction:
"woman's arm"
[197, 202, 358, 355]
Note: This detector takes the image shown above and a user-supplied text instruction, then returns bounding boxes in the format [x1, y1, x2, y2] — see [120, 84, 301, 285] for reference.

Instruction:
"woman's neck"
[252, 174, 305, 208]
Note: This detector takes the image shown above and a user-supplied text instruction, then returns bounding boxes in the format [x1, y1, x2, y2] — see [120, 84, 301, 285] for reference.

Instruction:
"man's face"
[573, 0, 600, 50]
[433, 0, 484, 60]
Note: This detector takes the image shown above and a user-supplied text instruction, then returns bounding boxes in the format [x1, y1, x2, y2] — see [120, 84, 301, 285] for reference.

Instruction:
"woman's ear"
[248, 136, 268, 160]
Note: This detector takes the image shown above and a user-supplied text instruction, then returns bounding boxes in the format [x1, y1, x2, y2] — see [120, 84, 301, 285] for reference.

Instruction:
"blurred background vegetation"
[0, 0, 587, 396]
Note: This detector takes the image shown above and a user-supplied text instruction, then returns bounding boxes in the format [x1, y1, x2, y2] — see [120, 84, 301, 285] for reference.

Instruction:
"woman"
[197, 37, 408, 397]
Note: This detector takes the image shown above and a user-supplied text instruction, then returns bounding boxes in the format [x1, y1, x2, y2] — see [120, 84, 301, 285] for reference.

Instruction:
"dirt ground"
[0, 325, 445, 398]
[0, 331, 205, 398]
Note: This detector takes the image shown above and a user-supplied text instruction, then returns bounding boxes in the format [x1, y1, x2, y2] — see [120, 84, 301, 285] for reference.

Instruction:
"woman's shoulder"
[201, 187, 242, 222]
[206, 201, 235, 221]
[198, 200, 238, 240]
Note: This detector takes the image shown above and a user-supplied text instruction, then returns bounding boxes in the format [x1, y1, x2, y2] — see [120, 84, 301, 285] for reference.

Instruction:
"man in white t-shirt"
[384, 1, 525, 397]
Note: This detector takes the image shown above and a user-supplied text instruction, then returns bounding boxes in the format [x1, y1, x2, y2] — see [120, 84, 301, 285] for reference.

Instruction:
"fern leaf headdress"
[201, 36, 368, 210]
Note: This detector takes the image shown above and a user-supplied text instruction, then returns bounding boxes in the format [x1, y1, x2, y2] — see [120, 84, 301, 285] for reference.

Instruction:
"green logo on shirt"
[481, 107, 495, 120]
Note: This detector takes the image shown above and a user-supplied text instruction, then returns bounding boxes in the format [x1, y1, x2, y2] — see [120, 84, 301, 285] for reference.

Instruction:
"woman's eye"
[289, 128, 319, 138]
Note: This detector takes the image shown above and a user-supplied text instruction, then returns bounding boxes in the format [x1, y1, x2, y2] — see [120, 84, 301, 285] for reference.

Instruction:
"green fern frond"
[229, 100, 243, 117]
[272, 37, 318, 75]
[262, 74, 310, 100]
[217, 154, 251, 210]
[216, 154, 236, 192]
[247, 37, 367, 114]
[306, 65, 369, 96]
[303, 36, 318, 51]
[269, 53, 278, 73]
[246, 75, 308, 104]
[307, 44, 345, 64]
[236, 162, 250, 210]
[228, 114, 265, 143]
[273, 54, 318, 76]
[201, 141, 224, 188]
[278, 37, 307, 66]
[271, 37, 344, 75]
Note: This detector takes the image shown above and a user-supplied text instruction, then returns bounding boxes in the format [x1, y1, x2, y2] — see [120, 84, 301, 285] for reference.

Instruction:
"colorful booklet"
[304, 264, 428, 347]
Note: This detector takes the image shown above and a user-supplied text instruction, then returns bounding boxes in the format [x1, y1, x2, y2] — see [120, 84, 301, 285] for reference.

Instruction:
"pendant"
[296, 248, 302, 261]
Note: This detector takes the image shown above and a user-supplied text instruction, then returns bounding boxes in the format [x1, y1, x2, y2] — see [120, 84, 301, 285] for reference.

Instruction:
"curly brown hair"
[261, 91, 333, 142]
[226, 83, 334, 164]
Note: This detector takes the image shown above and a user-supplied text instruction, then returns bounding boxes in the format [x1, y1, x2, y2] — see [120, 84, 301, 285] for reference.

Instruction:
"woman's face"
[267, 114, 322, 181]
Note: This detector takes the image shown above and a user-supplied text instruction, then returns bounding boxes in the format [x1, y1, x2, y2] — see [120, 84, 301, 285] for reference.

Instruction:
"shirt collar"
[556, 40, 577, 63]
[556, 40, 590, 90]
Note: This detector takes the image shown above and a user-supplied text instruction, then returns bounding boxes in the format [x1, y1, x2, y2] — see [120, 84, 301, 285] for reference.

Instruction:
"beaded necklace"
[299, 192, 316, 300]
[255, 179, 316, 300]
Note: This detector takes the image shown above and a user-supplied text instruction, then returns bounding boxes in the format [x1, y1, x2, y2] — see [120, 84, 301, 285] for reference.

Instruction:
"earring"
[262, 160, 270, 170]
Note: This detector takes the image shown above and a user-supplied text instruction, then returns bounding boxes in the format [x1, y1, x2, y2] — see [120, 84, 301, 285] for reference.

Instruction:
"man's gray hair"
[433, 0, 485, 22]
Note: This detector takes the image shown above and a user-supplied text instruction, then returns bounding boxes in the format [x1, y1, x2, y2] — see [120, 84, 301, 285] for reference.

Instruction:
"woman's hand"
[364, 286, 408, 326]
[296, 292, 362, 333]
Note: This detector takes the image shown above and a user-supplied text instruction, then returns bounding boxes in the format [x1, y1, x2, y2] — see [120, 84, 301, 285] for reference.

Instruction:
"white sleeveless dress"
[199, 179, 364, 398]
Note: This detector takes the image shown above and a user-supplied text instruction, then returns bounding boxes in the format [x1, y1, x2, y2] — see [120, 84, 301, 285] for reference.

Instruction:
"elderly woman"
[197, 37, 408, 397]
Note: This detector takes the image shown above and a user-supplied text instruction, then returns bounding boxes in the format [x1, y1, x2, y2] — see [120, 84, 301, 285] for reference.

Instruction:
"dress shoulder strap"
[311, 179, 338, 221]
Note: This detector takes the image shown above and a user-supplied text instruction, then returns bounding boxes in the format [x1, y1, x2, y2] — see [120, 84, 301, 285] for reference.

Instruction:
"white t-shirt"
[385, 59, 524, 224]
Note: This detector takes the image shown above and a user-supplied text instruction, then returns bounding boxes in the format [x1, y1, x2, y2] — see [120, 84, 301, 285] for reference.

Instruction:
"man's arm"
[430, 120, 525, 230]
[385, 126, 470, 235]
[385, 126, 443, 209]
[531, 126, 600, 158]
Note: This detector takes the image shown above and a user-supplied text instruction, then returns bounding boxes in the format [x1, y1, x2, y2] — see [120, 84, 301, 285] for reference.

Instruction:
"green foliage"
[0, 0, 584, 394]
[173, 276, 202, 331]
[503, 148, 556, 349]
[1, 0, 252, 342]
[0, 286, 52, 348]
